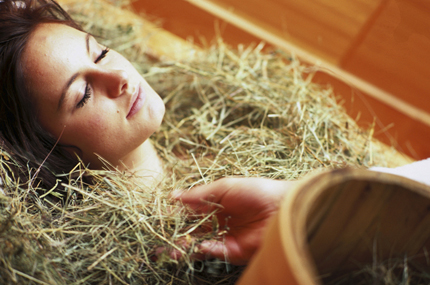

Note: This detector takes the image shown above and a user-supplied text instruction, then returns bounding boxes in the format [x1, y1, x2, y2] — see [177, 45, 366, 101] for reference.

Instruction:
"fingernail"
[170, 189, 183, 199]
[200, 240, 211, 249]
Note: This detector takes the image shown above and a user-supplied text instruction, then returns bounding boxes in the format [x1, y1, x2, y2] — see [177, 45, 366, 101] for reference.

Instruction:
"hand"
[172, 177, 296, 265]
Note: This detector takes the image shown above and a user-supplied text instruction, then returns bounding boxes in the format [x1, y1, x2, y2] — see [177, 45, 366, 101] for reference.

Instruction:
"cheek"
[64, 114, 112, 146]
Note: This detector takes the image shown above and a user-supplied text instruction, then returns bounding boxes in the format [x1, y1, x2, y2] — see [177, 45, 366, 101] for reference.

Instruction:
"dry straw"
[0, 0, 415, 284]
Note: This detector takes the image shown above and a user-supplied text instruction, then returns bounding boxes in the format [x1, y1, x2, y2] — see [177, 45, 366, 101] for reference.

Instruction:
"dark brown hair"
[0, 0, 84, 191]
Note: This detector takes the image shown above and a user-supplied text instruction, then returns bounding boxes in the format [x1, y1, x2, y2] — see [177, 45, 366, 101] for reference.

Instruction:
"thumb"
[170, 180, 231, 212]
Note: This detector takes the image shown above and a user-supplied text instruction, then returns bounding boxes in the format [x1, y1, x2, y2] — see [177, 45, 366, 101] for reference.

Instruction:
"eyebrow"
[57, 33, 91, 111]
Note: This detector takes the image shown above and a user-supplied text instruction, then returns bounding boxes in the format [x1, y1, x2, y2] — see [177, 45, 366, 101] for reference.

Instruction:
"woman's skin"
[173, 177, 297, 265]
[21, 23, 165, 179]
[21, 22, 297, 265]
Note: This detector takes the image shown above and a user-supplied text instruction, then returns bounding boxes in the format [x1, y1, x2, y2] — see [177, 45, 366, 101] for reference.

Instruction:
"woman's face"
[22, 23, 165, 169]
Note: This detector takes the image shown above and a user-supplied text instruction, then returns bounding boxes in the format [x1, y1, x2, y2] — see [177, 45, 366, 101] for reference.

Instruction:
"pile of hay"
[0, 0, 415, 284]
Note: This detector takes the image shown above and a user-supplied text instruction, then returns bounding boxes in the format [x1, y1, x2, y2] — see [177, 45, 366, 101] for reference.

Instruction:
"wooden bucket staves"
[238, 168, 430, 284]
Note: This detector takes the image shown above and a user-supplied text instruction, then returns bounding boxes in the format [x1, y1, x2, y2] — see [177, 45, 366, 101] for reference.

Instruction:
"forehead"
[24, 23, 86, 71]
[22, 23, 86, 106]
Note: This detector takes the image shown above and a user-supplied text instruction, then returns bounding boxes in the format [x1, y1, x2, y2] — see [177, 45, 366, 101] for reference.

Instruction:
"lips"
[127, 84, 146, 119]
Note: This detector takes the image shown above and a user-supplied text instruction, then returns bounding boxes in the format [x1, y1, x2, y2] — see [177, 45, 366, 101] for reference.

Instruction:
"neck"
[117, 140, 164, 187]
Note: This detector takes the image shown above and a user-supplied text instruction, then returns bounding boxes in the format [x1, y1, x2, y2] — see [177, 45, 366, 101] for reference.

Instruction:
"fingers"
[151, 236, 207, 263]
[197, 238, 249, 265]
[153, 239, 248, 265]
[172, 177, 294, 214]
[198, 240, 230, 262]
[172, 178, 232, 202]
[171, 178, 236, 212]
[168, 177, 296, 266]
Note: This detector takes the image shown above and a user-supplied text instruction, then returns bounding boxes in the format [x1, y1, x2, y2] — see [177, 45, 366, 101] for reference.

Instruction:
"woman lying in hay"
[1, 0, 429, 284]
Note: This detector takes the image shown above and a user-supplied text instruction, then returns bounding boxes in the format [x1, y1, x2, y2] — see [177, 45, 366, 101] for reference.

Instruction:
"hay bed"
[0, 0, 420, 284]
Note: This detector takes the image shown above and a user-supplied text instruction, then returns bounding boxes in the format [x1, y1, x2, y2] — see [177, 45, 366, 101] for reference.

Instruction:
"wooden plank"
[191, 0, 383, 64]
[312, 71, 430, 158]
[341, 0, 430, 114]
[131, 0, 262, 47]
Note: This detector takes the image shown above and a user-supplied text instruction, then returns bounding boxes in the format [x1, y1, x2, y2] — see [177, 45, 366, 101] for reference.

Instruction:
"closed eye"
[77, 84, 91, 108]
[95, 47, 109, 63]
[76, 47, 109, 109]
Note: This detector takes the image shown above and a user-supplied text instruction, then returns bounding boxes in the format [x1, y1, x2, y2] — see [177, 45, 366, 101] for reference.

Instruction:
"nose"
[96, 68, 129, 98]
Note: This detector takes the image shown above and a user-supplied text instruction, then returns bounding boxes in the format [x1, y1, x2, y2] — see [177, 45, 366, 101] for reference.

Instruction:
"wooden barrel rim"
[281, 168, 430, 284]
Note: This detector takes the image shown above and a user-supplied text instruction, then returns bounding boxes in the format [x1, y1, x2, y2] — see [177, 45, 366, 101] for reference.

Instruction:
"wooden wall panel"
[131, 0, 261, 47]
[204, 0, 382, 64]
[312, 72, 429, 158]
[340, 0, 430, 112]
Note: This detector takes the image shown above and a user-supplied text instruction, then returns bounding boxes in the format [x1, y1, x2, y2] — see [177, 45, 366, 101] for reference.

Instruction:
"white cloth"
[370, 158, 430, 187]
